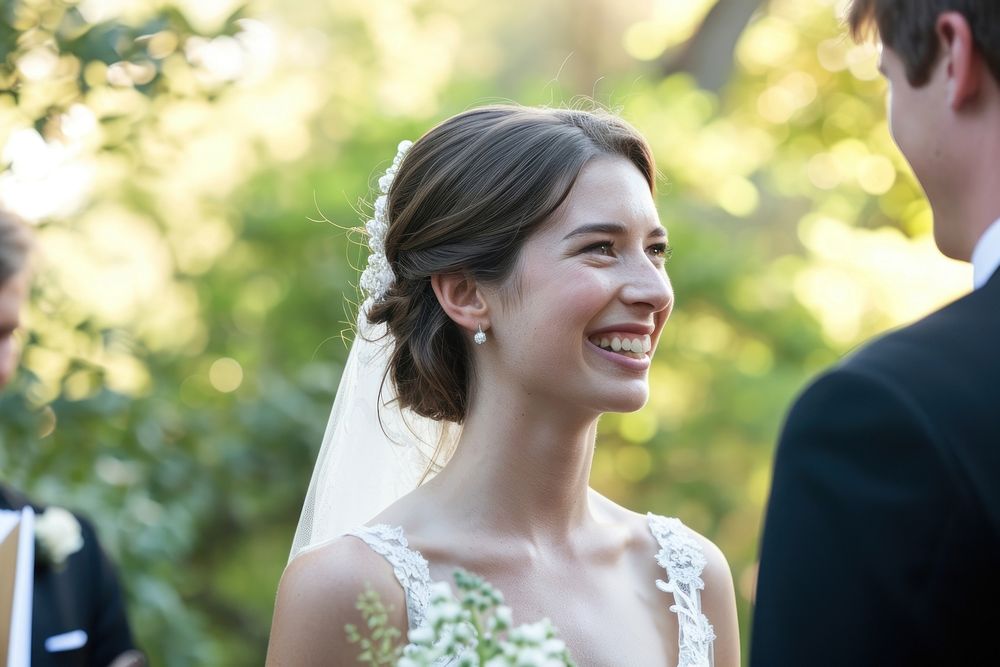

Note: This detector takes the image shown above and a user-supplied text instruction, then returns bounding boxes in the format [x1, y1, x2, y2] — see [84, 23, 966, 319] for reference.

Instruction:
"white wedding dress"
[347, 513, 716, 667]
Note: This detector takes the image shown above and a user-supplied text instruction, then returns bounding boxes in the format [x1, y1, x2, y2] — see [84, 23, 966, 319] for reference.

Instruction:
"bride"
[266, 105, 739, 666]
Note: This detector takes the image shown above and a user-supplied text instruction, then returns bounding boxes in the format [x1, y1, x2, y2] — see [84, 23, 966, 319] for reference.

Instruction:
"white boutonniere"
[34, 507, 84, 568]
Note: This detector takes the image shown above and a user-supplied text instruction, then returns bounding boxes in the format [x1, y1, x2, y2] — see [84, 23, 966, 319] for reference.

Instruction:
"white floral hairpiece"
[360, 140, 413, 312]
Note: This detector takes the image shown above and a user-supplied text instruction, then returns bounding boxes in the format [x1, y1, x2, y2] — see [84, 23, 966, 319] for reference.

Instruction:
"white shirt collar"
[971, 217, 1000, 290]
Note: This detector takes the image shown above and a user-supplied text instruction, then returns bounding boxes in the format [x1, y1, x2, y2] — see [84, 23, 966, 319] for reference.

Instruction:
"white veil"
[289, 142, 460, 562]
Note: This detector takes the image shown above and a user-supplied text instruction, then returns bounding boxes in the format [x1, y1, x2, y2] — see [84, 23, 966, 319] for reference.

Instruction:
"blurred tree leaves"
[0, 0, 973, 664]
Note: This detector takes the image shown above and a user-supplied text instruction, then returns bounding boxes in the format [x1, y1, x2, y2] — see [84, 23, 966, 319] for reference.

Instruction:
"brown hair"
[366, 105, 655, 423]
[848, 0, 1000, 85]
[0, 209, 32, 285]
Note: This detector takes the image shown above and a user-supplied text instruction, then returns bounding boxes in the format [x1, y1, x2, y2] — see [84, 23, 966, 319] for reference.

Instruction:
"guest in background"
[1, 209, 143, 667]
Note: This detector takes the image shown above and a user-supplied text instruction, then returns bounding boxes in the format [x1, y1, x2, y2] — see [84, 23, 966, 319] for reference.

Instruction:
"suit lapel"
[985, 265, 1000, 293]
[0, 483, 29, 511]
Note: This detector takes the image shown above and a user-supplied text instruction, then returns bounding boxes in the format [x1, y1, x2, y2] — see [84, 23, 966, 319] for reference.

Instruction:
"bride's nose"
[621, 257, 673, 315]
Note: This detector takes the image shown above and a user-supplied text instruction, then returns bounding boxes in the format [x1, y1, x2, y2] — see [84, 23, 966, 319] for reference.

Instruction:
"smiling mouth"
[587, 334, 651, 360]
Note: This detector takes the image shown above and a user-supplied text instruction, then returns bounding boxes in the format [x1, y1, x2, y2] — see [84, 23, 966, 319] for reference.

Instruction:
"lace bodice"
[647, 513, 717, 667]
[347, 513, 715, 666]
[345, 523, 434, 630]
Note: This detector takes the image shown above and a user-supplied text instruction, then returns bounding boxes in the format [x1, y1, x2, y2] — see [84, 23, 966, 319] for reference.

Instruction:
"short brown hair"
[0, 209, 32, 285]
[848, 0, 1000, 86]
[366, 105, 655, 424]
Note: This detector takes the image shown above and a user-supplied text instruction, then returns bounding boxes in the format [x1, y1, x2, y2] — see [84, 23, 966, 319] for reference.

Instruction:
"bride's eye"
[649, 243, 672, 262]
[582, 240, 615, 256]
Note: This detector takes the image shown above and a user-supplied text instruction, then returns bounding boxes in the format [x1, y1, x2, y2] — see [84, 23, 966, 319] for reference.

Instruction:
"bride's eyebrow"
[562, 222, 667, 240]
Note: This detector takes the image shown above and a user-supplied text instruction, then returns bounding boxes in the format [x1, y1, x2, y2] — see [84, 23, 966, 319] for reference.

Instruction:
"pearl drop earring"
[474, 324, 487, 345]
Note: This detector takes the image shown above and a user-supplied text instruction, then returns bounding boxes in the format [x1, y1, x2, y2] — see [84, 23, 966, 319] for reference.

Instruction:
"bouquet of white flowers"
[347, 570, 576, 667]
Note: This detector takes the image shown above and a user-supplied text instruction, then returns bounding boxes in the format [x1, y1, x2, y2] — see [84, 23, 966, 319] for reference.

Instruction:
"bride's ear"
[431, 272, 489, 334]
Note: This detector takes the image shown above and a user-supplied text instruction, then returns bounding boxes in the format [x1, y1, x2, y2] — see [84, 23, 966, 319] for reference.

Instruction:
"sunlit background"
[0, 0, 969, 664]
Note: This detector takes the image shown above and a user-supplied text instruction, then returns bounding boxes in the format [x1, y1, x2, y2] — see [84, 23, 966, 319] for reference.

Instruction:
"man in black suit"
[1, 211, 142, 666]
[751, 1, 1000, 665]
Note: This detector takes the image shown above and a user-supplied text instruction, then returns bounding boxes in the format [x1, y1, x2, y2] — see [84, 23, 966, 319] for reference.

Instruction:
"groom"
[752, 1, 1000, 665]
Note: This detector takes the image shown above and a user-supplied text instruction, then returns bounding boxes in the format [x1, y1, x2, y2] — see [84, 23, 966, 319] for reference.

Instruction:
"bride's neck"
[427, 385, 600, 542]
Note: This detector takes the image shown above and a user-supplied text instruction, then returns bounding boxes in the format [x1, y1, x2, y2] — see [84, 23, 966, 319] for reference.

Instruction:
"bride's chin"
[594, 388, 649, 414]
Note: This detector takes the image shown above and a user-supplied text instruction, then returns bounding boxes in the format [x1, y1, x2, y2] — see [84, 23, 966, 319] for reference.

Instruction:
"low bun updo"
[365, 105, 655, 424]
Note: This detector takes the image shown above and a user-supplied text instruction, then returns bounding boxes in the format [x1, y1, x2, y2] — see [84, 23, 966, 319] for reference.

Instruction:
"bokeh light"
[209, 357, 244, 393]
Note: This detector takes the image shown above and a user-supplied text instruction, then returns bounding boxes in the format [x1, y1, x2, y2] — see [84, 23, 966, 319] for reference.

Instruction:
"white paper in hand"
[0, 508, 34, 667]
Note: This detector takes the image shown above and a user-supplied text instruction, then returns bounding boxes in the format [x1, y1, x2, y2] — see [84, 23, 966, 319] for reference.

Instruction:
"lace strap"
[346, 524, 433, 630]
[647, 513, 716, 667]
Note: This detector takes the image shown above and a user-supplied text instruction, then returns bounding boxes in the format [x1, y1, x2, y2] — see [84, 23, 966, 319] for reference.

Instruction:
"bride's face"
[487, 155, 673, 415]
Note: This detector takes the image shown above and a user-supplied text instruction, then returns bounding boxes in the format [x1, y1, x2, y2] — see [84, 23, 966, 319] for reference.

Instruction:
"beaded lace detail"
[648, 513, 716, 667]
[350, 515, 715, 667]
[346, 524, 433, 631]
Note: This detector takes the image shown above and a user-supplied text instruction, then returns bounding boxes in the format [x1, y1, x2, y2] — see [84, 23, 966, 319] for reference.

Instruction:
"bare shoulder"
[684, 530, 737, 612]
[277, 535, 404, 610]
[266, 536, 408, 667]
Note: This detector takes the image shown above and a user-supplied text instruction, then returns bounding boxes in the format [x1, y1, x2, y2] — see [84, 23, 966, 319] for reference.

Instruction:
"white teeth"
[589, 333, 653, 357]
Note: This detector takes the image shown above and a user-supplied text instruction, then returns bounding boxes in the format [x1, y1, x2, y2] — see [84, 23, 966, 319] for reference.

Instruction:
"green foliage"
[345, 584, 403, 666]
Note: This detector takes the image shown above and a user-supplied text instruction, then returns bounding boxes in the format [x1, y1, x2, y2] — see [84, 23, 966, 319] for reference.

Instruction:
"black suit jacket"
[751, 269, 1000, 666]
[0, 485, 136, 667]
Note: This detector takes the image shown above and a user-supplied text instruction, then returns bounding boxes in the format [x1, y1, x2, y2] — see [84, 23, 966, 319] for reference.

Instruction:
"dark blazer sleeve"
[77, 517, 136, 666]
[750, 366, 966, 666]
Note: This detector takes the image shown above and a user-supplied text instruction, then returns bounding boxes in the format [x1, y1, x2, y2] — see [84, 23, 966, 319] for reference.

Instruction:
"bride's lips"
[585, 337, 651, 372]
